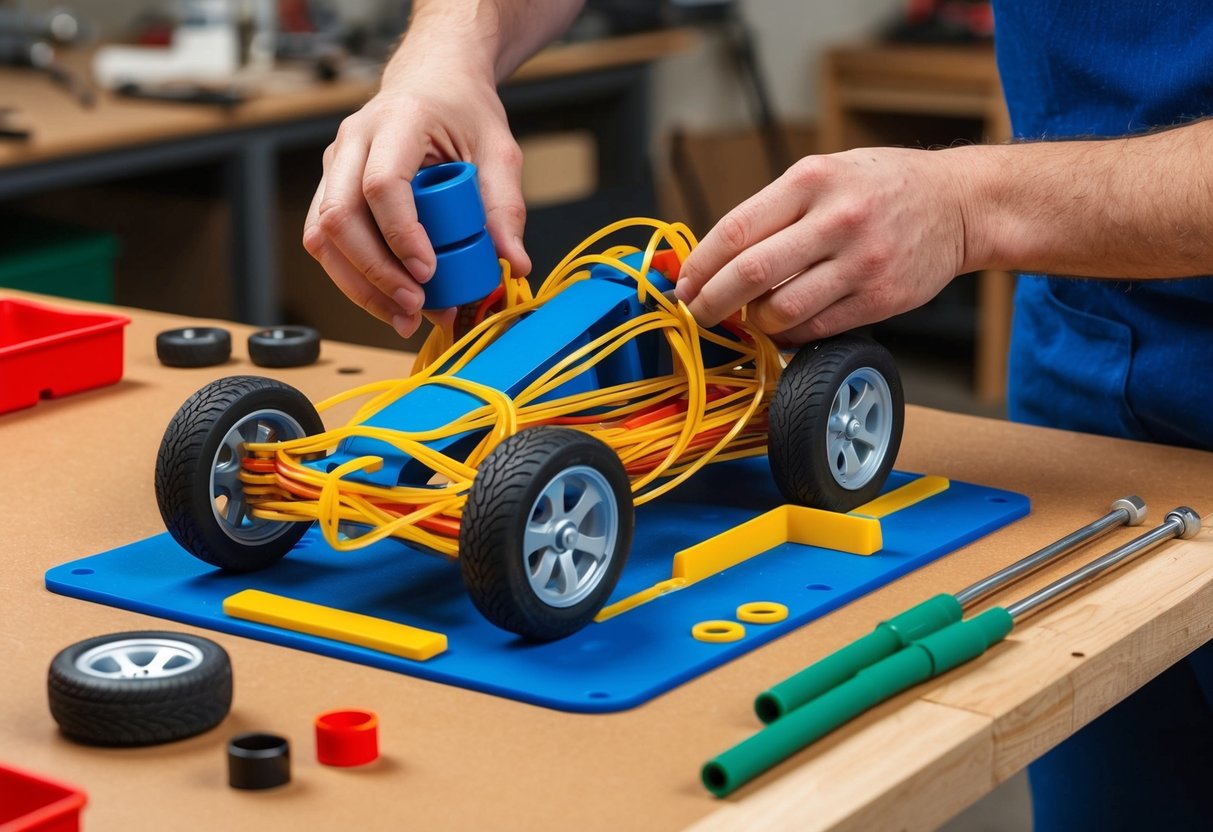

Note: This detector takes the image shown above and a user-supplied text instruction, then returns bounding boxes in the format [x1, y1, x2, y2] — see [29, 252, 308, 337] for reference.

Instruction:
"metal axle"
[1005, 507, 1201, 620]
[954, 496, 1147, 608]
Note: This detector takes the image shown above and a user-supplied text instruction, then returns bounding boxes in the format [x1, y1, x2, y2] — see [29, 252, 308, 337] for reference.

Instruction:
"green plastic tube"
[705, 607, 1014, 798]
[754, 594, 964, 723]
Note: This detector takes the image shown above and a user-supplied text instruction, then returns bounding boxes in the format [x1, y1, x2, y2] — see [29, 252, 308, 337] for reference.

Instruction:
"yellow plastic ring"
[736, 602, 789, 625]
[692, 620, 746, 643]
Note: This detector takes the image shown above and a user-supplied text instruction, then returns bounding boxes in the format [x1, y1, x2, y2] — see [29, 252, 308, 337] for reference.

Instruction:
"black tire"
[768, 333, 904, 512]
[156, 326, 232, 368]
[460, 427, 633, 641]
[155, 375, 323, 571]
[248, 326, 321, 368]
[48, 631, 232, 747]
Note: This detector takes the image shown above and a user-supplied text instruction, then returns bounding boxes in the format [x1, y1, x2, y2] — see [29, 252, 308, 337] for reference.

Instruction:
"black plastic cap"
[228, 732, 291, 790]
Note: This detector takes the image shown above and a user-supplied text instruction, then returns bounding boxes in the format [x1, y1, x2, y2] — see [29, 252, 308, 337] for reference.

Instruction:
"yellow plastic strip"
[736, 601, 789, 624]
[595, 577, 688, 622]
[223, 589, 448, 662]
[692, 620, 746, 643]
[850, 475, 950, 519]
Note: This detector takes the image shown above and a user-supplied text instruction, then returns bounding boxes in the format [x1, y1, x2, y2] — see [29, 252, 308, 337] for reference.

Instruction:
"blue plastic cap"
[423, 231, 501, 310]
[412, 161, 500, 309]
[412, 162, 489, 250]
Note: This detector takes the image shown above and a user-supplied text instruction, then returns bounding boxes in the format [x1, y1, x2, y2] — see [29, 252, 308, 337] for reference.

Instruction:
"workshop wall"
[654, 0, 904, 131]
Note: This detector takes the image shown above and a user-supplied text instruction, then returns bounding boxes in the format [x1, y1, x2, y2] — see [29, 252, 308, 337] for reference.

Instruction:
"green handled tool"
[704, 506, 1200, 798]
[754, 496, 1147, 724]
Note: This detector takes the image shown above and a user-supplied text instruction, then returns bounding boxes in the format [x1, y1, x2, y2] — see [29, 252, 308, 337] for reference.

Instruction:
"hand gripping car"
[155, 163, 904, 641]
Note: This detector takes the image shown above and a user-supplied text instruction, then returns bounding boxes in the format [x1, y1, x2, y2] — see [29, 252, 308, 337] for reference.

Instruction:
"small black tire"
[768, 333, 904, 512]
[156, 326, 232, 368]
[248, 326, 321, 368]
[459, 427, 634, 641]
[48, 631, 233, 747]
[155, 375, 324, 571]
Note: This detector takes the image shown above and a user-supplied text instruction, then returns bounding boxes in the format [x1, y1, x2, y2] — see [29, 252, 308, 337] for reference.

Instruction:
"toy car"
[155, 167, 904, 641]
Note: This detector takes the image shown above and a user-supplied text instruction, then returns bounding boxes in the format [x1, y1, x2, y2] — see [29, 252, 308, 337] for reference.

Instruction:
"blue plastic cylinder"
[411, 162, 501, 309]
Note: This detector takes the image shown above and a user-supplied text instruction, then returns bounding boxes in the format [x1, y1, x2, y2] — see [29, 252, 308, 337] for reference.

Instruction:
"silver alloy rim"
[826, 367, 893, 490]
[75, 638, 205, 680]
[209, 408, 307, 543]
[523, 465, 619, 608]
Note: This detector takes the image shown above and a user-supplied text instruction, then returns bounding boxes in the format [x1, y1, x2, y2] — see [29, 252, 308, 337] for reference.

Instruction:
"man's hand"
[303, 53, 528, 339]
[675, 147, 972, 344]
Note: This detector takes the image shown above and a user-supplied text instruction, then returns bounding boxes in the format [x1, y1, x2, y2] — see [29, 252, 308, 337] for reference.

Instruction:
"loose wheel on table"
[48, 631, 232, 746]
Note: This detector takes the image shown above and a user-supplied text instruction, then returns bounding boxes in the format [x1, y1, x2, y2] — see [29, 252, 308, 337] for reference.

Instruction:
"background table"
[3, 291, 1212, 830]
[0, 29, 697, 324]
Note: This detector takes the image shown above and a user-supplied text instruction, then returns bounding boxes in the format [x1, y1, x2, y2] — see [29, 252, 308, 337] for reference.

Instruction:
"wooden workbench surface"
[3, 292, 1212, 831]
[0, 28, 698, 166]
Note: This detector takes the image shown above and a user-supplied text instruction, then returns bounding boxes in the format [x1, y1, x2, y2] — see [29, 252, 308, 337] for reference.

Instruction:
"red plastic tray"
[0, 763, 86, 832]
[0, 297, 130, 414]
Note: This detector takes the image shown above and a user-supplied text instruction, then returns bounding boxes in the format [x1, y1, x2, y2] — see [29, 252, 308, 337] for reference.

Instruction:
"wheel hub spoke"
[566, 486, 603, 526]
[521, 463, 620, 609]
[113, 650, 142, 678]
[212, 464, 241, 498]
[224, 492, 249, 526]
[556, 550, 580, 597]
[145, 647, 178, 675]
[524, 528, 555, 560]
[852, 383, 878, 423]
[540, 478, 566, 522]
[822, 366, 895, 491]
[530, 549, 559, 590]
[577, 533, 609, 561]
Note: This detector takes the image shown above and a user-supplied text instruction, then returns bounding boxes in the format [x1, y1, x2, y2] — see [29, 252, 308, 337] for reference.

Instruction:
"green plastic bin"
[0, 213, 119, 303]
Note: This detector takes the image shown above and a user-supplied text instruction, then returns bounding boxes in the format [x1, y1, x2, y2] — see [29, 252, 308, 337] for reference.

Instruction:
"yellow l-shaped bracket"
[595, 475, 949, 622]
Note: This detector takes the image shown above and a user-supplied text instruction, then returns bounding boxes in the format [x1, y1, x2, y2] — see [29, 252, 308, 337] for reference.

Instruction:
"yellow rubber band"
[692, 620, 746, 643]
[237, 218, 783, 553]
[736, 602, 789, 624]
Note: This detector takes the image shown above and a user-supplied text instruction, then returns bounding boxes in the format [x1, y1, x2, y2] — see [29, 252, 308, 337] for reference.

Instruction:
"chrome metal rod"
[954, 496, 1147, 608]
[1005, 507, 1201, 621]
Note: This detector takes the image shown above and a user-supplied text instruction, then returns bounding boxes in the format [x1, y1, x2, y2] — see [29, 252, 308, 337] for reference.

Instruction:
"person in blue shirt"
[305, 2, 1213, 826]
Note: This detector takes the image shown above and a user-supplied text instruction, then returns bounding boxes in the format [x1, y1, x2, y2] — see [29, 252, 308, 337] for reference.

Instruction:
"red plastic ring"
[315, 709, 379, 767]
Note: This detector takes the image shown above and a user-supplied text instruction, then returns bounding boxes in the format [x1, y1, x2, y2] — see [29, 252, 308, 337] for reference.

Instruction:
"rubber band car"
[155, 166, 904, 641]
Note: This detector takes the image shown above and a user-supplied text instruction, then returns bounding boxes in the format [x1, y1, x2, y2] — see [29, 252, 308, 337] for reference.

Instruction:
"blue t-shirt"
[993, 1, 1213, 450]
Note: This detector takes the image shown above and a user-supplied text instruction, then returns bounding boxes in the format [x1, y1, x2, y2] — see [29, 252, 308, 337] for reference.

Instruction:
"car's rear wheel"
[155, 375, 323, 571]
[460, 427, 633, 641]
[768, 333, 904, 512]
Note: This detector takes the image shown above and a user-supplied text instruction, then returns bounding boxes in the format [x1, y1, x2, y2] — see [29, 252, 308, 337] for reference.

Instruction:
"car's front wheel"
[768, 333, 904, 512]
[459, 427, 633, 641]
[155, 375, 323, 571]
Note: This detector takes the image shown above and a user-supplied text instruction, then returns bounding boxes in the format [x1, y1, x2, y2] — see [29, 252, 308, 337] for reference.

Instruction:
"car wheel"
[48, 631, 232, 746]
[459, 427, 634, 641]
[155, 375, 323, 571]
[768, 333, 904, 512]
[156, 326, 232, 368]
[247, 326, 321, 368]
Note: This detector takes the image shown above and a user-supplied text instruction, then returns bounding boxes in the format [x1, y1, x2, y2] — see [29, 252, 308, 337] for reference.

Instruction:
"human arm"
[675, 120, 1213, 343]
[303, 0, 584, 338]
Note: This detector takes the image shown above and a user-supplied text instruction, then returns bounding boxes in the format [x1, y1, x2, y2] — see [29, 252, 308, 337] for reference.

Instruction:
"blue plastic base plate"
[46, 461, 1027, 713]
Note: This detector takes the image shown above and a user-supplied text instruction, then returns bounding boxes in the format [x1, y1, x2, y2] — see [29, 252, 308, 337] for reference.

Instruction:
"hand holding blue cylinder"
[411, 162, 502, 310]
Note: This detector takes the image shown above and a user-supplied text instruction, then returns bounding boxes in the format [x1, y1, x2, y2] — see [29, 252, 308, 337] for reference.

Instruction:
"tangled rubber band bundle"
[240, 218, 785, 555]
